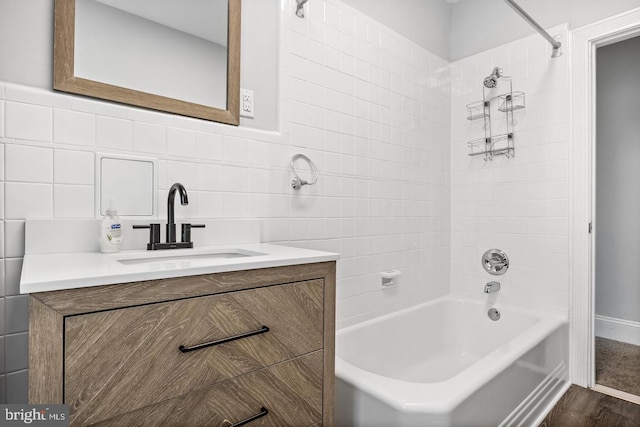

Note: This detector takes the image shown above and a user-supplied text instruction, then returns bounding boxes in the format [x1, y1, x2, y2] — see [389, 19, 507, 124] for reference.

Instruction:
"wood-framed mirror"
[53, 0, 241, 125]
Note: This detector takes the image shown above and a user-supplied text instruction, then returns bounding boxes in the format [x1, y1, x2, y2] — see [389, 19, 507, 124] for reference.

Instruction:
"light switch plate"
[240, 88, 255, 118]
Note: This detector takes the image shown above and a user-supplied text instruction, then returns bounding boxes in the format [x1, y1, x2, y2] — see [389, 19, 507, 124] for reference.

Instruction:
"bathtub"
[335, 296, 570, 427]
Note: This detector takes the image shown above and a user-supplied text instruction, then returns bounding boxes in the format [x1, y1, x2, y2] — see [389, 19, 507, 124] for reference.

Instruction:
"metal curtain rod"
[503, 0, 562, 58]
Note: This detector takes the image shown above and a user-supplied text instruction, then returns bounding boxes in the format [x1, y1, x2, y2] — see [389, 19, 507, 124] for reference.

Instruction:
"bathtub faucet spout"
[484, 281, 501, 293]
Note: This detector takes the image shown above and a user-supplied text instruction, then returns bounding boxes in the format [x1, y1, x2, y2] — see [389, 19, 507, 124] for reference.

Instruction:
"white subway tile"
[222, 193, 248, 218]
[96, 116, 133, 150]
[5, 257, 22, 296]
[0, 101, 4, 138]
[53, 185, 94, 218]
[5, 183, 53, 219]
[0, 142, 4, 182]
[196, 132, 224, 161]
[54, 149, 94, 185]
[167, 127, 197, 158]
[5, 144, 53, 183]
[5, 102, 52, 142]
[197, 163, 223, 192]
[4, 220, 25, 258]
[53, 109, 95, 146]
[133, 122, 166, 155]
[223, 135, 248, 164]
[166, 161, 198, 190]
[222, 166, 249, 193]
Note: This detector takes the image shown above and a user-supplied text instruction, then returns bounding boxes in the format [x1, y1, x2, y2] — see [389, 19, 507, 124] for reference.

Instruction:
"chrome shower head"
[483, 67, 503, 88]
[483, 77, 498, 88]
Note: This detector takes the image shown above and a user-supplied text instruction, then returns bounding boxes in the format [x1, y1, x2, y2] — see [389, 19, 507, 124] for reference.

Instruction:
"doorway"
[594, 35, 640, 401]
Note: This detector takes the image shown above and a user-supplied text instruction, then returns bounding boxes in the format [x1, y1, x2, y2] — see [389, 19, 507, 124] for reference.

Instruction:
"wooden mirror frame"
[53, 0, 241, 125]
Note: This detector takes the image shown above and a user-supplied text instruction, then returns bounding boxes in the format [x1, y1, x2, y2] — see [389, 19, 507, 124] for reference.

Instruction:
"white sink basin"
[116, 248, 266, 265]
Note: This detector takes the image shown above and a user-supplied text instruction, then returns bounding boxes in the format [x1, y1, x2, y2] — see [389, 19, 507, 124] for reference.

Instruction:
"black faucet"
[132, 183, 205, 250]
[167, 182, 189, 243]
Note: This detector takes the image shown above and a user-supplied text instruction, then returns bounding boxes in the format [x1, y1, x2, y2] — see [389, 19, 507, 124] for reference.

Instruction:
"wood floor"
[539, 385, 640, 427]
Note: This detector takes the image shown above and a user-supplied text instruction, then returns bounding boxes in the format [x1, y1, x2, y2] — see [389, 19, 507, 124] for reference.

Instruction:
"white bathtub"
[335, 296, 570, 427]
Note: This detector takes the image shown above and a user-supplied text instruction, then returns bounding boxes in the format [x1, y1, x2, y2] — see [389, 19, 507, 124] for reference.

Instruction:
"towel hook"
[290, 153, 318, 190]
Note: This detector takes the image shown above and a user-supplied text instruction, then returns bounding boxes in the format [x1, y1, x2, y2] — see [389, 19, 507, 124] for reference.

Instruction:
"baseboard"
[595, 315, 640, 346]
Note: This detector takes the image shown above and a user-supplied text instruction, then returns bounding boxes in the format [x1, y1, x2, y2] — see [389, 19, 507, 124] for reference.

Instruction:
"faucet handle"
[181, 223, 206, 243]
[133, 223, 161, 250]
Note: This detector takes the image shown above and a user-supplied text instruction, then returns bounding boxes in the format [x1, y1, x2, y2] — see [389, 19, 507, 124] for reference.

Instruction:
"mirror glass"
[54, 0, 240, 125]
[75, 0, 228, 109]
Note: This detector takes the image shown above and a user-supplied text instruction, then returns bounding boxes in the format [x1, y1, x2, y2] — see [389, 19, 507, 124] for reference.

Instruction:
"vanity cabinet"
[28, 262, 336, 427]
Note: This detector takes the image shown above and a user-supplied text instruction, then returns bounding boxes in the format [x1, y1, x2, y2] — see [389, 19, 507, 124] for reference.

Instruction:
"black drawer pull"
[179, 326, 269, 353]
[224, 407, 269, 427]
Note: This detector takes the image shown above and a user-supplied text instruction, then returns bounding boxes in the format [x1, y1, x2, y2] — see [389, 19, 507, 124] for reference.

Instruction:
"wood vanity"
[28, 261, 336, 426]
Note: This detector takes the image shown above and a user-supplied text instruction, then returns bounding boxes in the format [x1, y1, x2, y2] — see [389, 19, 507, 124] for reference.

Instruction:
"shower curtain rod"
[503, 0, 562, 58]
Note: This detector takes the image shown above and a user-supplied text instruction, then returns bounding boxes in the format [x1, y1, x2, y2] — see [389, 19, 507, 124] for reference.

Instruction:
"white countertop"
[20, 243, 339, 294]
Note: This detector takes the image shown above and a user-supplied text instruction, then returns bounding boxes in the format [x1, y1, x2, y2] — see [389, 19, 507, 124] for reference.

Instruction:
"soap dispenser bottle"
[100, 207, 123, 253]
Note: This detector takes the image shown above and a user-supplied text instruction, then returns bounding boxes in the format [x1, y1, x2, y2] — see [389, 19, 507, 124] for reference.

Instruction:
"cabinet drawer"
[65, 279, 324, 426]
[95, 351, 324, 427]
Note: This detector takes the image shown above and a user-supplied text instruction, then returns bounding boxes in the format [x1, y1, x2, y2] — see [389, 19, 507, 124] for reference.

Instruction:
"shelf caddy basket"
[466, 71, 524, 160]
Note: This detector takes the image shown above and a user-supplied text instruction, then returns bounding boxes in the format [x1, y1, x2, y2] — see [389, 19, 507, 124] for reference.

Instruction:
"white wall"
[76, 0, 228, 108]
[450, 0, 640, 60]
[341, 0, 451, 60]
[0, 0, 279, 130]
[595, 36, 640, 324]
[449, 24, 571, 313]
[0, 0, 451, 402]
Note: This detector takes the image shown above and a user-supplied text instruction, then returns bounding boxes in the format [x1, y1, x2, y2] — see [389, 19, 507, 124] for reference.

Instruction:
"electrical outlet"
[240, 88, 254, 118]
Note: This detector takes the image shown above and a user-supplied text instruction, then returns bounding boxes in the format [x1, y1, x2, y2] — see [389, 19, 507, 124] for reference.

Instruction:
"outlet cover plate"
[240, 88, 254, 118]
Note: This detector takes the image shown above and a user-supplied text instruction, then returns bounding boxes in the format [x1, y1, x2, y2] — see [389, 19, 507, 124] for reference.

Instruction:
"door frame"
[570, 7, 640, 388]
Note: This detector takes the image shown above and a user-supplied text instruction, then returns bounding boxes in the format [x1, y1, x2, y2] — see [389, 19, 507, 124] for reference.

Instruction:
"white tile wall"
[0, 0, 453, 403]
[449, 24, 570, 313]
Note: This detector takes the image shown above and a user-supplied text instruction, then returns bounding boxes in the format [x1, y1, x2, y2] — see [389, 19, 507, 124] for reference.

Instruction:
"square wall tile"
[54, 149, 94, 185]
[4, 258, 21, 296]
[4, 221, 24, 258]
[5, 294, 28, 334]
[133, 122, 166, 155]
[0, 375, 5, 404]
[96, 116, 133, 151]
[0, 142, 4, 181]
[196, 132, 223, 161]
[5, 183, 53, 219]
[0, 337, 4, 374]
[53, 185, 94, 218]
[0, 101, 4, 138]
[5, 333, 28, 372]
[6, 369, 27, 403]
[5, 144, 53, 183]
[0, 298, 4, 335]
[167, 127, 197, 158]
[53, 108, 95, 146]
[0, 260, 4, 297]
[5, 102, 52, 143]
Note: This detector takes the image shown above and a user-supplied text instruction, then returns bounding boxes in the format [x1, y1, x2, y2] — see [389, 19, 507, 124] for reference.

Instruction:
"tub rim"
[335, 294, 568, 414]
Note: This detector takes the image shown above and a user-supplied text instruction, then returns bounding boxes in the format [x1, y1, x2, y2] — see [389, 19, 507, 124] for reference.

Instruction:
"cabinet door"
[65, 279, 324, 425]
[94, 351, 324, 427]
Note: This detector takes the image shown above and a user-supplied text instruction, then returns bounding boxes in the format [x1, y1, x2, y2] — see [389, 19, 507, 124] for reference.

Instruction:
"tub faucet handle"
[484, 281, 501, 293]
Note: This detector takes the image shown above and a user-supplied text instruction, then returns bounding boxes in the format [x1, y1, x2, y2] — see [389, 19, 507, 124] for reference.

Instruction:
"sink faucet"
[167, 183, 189, 243]
[132, 183, 205, 250]
[484, 281, 501, 293]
